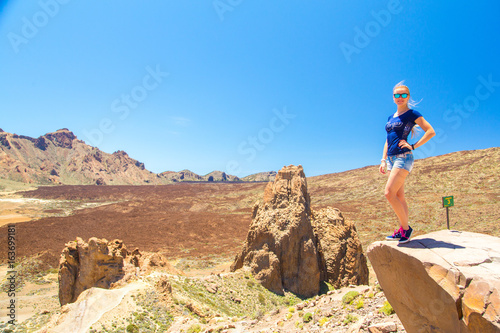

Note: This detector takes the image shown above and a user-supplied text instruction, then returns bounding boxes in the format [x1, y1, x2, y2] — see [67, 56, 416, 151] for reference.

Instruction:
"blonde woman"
[380, 82, 435, 243]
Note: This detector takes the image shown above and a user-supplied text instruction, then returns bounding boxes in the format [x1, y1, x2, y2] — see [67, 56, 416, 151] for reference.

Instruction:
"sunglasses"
[394, 93, 409, 98]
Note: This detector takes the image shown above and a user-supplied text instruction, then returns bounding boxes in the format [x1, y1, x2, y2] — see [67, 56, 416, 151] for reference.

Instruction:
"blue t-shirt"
[385, 109, 422, 156]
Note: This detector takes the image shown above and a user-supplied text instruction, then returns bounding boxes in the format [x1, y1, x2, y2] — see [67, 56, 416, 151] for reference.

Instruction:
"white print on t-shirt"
[385, 121, 403, 131]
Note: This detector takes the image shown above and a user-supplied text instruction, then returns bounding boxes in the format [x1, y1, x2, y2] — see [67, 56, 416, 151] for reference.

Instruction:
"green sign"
[443, 196, 454, 208]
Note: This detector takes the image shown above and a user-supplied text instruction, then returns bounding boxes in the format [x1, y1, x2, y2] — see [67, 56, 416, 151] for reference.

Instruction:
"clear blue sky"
[1, 1, 499, 177]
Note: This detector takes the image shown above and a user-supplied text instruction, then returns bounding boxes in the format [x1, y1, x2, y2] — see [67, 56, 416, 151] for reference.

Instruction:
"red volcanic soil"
[0, 183, 267, 266]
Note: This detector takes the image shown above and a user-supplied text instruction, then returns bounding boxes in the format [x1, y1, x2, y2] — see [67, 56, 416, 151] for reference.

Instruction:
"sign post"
[442, 196, 454, 229]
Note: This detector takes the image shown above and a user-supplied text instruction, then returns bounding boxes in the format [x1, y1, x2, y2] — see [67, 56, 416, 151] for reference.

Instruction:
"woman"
[379, 82, 435, 244]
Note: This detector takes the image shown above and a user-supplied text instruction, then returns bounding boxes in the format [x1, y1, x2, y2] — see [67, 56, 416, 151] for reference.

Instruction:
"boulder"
[367, 230, 500, 333]
[231, 165, 368, 297]
[58, 237, 129, 306]
[367, 321, 398, 333]
[141, 252, 182, 275]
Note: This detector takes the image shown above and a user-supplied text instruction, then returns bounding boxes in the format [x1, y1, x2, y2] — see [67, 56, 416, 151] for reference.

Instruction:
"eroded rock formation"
[313, 207, 369, 288]
[231, 165, 368, 297]
[58, 237, 129, 306]
[367, 230, 500, 332]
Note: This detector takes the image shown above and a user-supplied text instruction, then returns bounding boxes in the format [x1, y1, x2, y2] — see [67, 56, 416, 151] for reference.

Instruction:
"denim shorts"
[387, 152, 414, 172]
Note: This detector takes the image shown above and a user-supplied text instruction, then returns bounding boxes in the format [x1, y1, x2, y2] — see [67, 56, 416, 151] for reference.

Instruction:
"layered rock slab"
[231, 165, 368, 297]
[367, 230, 500, 333]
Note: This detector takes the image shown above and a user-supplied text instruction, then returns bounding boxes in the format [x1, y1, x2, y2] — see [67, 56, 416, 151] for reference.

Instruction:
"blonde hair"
[393, 80, 422, 138]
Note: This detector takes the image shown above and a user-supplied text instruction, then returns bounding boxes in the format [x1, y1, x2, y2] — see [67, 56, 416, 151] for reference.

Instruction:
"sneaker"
[399, 226, 413, 244]
[386, 226, 403, 241]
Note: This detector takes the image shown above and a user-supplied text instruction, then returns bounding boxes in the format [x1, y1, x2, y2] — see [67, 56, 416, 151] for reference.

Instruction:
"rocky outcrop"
[0, 135, 11, 149]
[367, 230, 500, 333]
[231, 165, 368, 297]
[44, 128, 77, 149]
[58, 237, 130, 306]
[231, 165, 319, 297]
[313, 207, 369, 288]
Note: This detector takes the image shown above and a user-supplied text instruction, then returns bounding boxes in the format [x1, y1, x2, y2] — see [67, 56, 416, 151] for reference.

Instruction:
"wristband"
[381, 159, 386, 162]
[411, 144, 415, 150]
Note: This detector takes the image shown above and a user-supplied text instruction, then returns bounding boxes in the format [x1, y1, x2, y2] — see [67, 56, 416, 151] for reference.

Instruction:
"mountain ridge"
[0, 128, 276, 185]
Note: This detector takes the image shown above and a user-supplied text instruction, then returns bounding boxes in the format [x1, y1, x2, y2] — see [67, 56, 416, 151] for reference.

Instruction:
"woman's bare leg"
[384, 168, 410, 230]
[396, 182, 409, 228]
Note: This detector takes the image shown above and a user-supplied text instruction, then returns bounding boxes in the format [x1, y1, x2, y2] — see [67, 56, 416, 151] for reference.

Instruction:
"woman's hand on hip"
[398, 140, 412, 150]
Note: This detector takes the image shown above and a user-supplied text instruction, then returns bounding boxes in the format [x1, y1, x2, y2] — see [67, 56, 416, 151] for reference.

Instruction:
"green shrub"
[318, 317, 328, 326]
[126, 324, 139, 333]
[303, 312, 313, 323]
[258, 293, 266, 305]
[355, 298, 364, 309]
[342, 290, 360, 304]
[187, 324, 202, 333]
[343, 313, 358, 325]
[253, 310, 264, 320]
[379, 301, 395, 315]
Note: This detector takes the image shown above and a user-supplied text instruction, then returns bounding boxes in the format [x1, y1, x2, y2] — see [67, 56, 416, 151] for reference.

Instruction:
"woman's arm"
[379, 140, 388, 174]
[398, 116, 435, 151]
[413, 117, 435, 148]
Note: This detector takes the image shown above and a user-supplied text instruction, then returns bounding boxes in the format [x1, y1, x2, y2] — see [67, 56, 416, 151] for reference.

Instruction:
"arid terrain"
[0, 182, 266, 269]
[0, 147, 498, 332]
[1, 147, 498, 265]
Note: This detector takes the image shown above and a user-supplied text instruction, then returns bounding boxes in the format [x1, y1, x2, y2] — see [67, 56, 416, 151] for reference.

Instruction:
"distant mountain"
[0, 128, 161, 185]
[158, 169, 203, 183]
[241, 171, 277, 182]
[202, 170, 240, 182]
[0, 128, 264, 185]
[157, 170, 242, 182]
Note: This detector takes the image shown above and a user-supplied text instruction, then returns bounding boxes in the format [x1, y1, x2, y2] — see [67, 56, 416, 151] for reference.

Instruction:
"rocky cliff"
[367, 230, 500, 332]
[231, 165, 368, 297]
